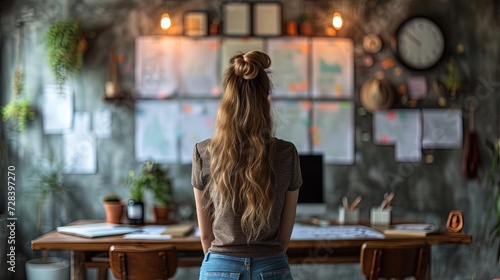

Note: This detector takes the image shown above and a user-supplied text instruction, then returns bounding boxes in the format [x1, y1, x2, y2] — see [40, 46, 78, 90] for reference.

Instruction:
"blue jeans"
[199, 252, 293, 280]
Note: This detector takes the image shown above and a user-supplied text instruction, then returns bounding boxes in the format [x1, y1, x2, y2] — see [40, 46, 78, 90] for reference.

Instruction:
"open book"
[383, 223, 440, 238]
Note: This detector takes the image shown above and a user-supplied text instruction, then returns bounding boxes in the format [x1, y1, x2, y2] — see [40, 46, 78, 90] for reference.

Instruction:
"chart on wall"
[312, 101, 354, 164]
[373, 110, 422, 162]
[135, 36, 180, 98]
[135, 101, 179, 163]
[220, 38, 265, 78]
[267, 37, 309, 98]
[179, 100, 218, 164]
[311, 38, 353, 99]
[273, 101, 311, 153]
[179, 37, 221, 97]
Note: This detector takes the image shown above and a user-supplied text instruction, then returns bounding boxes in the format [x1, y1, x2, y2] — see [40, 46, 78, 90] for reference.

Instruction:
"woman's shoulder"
[194, 138, 211, 153]
[273, 138, 298, 154]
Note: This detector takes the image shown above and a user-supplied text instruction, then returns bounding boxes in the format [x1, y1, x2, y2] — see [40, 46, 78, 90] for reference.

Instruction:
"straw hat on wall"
[360, 78, 394, 113]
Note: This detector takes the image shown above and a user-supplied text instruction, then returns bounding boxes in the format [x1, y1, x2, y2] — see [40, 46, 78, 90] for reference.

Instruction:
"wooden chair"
[84, 259, 109, 280]
[109, 244, 178, 280]
[360, 240, 430, 280]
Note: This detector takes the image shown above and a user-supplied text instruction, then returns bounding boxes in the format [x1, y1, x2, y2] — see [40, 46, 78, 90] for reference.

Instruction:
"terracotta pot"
[151, 206, 170, 224]
[103, 202, 123, 224]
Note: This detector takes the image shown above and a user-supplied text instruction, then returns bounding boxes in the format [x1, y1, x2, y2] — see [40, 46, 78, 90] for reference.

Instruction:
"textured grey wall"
[1, 0, 500, 279]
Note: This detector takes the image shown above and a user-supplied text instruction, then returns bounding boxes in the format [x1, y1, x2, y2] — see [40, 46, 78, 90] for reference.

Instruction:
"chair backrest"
[109, 244, 178, 280]
[360, 240, 429, 280]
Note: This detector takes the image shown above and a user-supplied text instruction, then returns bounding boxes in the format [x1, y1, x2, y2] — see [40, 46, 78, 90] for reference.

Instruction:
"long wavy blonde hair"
[208, 50, 276, 241]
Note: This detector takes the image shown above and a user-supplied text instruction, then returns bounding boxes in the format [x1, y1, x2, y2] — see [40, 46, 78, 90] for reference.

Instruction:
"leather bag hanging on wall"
[462, 103, 479, 179]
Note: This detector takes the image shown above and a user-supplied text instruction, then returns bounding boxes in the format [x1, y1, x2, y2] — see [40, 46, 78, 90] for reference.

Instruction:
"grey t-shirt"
[192, 138, 302, 257]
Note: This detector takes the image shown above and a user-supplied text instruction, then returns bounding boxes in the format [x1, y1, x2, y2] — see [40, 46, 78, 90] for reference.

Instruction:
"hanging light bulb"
[332, 12, 343, 30]
[161, 13, 171, 30]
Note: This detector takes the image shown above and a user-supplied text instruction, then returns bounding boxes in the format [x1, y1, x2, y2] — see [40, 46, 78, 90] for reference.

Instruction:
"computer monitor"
[296, 154, 327, 217]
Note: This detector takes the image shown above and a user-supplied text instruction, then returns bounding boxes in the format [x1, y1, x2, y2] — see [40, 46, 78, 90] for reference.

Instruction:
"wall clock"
[392, 17, 445, 70]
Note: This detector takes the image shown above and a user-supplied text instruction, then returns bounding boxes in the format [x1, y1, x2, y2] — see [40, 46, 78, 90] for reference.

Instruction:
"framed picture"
[252, 2, 282, 36]
[183, 11, 208, 37]
[222, 2, 251, 36]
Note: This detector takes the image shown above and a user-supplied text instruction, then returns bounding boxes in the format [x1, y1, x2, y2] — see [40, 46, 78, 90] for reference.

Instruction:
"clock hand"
[407, 32, 422, 47]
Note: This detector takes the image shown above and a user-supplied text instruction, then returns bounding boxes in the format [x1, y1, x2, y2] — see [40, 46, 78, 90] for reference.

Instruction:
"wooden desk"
[31, 221, 472, 280]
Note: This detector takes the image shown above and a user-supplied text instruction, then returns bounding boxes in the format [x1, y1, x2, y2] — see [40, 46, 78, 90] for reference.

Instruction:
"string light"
[161, 13, 171, 30]
[332, 12, 343, 30]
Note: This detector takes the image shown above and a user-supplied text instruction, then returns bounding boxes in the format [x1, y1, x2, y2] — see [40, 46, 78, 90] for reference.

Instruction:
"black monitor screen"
[298, 154, 324, 203]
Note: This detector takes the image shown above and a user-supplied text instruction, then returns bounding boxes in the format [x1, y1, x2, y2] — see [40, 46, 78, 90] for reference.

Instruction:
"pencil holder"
[338, 207, 360, 224]
[370, 207, 392, 225]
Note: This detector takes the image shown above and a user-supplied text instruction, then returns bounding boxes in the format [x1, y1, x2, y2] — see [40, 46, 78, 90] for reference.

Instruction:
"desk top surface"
[31, 220, 472, 252]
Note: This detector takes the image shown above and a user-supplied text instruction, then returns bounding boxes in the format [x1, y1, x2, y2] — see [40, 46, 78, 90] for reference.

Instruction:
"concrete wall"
[1, 0, 499, 279]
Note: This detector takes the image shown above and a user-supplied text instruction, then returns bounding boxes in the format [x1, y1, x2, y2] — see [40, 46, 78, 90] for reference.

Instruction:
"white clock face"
[395, 17, 445, 70]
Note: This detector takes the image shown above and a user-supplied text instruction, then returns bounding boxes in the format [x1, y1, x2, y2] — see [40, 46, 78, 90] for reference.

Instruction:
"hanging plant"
[2, 68, 36, 132]
[442, 57, 462, 99]
[46, 20, 85, 88]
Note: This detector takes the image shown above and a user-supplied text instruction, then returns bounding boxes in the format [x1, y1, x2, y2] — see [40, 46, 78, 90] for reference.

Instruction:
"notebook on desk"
[57, 223, 139, 238]
[162, 224, 194, 237]
[383, 223, 440, 238]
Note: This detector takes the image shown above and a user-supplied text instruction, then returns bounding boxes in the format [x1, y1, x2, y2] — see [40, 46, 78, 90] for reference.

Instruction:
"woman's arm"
[278, 190, 299, 251]
[194, 188, 214, 254]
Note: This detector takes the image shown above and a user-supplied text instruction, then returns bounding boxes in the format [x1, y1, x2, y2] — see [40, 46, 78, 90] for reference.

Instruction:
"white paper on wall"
[422, 109, 462, 149]
[135, 101, 179, 163]
[179, 100, 219, 164]
[42, 84, 74, 134]
[93, 108, 112, 138]
[312, 101, 354, 164]
[268, 37, 310, 98]
[135, 36, 180, 98]
[180, 37, 221, 97]
[273, 100, 311, 154]
[311, 38, 354, 99]
[63, 133, 97, 174]
[374, 110, 422, 162]
[70, 111, 91, 135]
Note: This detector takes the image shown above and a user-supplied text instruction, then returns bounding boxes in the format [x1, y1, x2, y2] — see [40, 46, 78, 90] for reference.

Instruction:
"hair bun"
[232, 51, 271, 80]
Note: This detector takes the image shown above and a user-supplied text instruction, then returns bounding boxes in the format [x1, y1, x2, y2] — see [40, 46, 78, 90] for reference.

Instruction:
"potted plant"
[26, 160, 69, 280]
[148, 163, 173, 223]
[2, 68, 36, 132]
[45, 20, 85, 89]
[102, 193, 124, 224]
[122, 161, 173, 224]
[122, 170, 146, 225]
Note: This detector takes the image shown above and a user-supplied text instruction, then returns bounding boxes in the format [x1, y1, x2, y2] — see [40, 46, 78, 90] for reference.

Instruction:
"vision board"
[133, 36, 356, 165]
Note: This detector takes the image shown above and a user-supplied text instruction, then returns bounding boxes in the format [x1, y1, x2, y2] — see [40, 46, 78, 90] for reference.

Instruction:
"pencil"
[342, 196, 349, 210]
[349, 196, 362, 210]
[379, 192, 394, 210]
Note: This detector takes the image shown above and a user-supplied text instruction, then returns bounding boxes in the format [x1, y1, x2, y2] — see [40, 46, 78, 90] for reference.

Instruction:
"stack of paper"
[383, 223, 439, 238]
[124, 225, 173, 240]
[124, 224, 195, 240]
